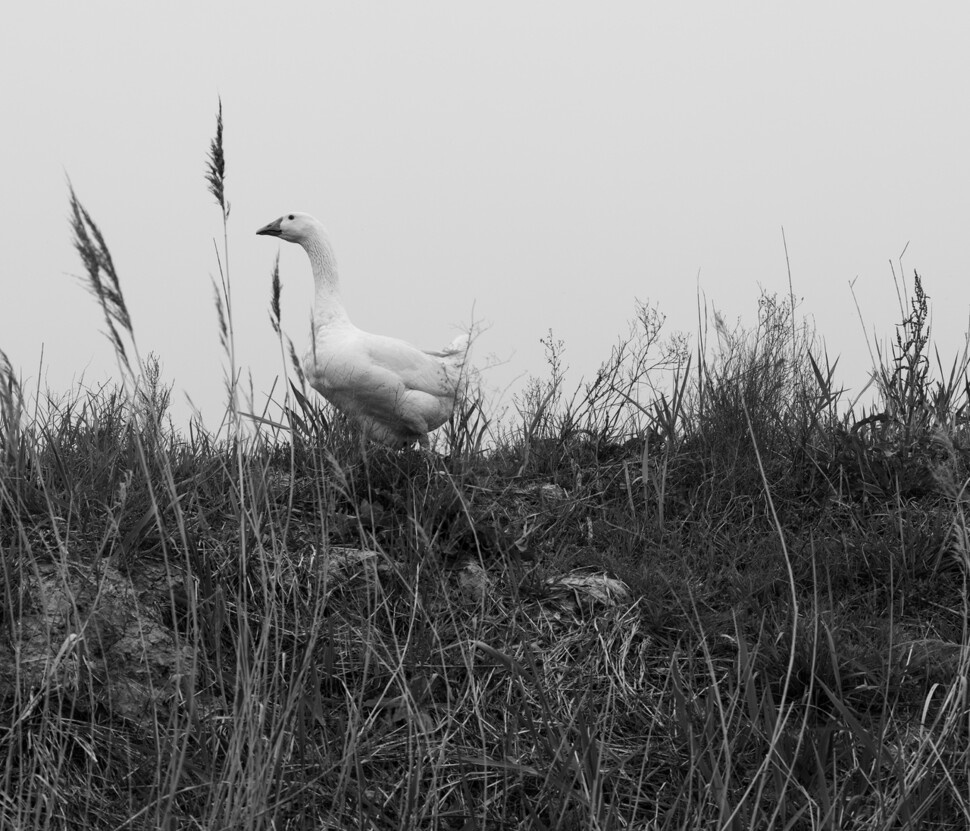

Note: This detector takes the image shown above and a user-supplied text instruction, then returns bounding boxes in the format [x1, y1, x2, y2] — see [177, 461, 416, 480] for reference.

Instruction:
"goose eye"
[288, 214, 294, 220]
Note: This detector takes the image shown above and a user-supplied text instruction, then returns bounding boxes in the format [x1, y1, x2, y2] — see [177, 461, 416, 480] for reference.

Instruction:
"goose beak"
[256, 218, 283, 236]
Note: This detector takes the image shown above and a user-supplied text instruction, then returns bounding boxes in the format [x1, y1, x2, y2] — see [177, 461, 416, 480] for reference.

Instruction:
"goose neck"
[301, 232, 339, 290]
[302, 232, 351, 325]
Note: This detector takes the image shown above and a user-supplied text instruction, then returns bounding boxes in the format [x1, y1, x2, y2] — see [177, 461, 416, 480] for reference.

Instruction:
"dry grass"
[1, 105, 968, 830]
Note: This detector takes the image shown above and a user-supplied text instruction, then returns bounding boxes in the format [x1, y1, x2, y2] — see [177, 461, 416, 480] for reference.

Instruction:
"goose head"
[257, 211, 341, 293]
[256, 212, 323, 244]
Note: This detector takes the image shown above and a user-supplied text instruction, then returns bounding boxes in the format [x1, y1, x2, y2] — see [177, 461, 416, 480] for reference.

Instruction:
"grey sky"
[3, 3, 968, 427]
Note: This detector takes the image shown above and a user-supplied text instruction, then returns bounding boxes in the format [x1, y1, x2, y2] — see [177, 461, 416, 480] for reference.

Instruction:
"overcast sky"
[2, 3, 968, 428]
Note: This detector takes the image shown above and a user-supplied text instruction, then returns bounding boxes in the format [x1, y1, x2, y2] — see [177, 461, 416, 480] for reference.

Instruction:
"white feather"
[258, 212, 469, 447]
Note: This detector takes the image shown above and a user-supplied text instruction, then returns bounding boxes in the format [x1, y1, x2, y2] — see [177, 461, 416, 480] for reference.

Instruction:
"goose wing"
[306, 329, 466, 439]
[362, 333, 466, 395]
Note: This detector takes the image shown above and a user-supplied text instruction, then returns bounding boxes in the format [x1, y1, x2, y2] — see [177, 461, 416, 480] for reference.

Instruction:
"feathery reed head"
[205, 97, 228, 216]
[68, 181, 133, 371]
[269, 253, 282, 335]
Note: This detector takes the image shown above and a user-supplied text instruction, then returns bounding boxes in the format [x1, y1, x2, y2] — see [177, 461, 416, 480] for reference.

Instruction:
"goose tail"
[441, 333, 470, 357]
[425, 332, 470, 376]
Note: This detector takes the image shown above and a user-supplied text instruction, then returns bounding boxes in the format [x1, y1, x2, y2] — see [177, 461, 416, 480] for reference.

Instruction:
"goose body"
[257, 213, 468, 448]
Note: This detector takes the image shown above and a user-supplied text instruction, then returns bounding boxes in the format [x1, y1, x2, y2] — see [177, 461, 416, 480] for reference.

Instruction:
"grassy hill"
[0, 113, 967, 830]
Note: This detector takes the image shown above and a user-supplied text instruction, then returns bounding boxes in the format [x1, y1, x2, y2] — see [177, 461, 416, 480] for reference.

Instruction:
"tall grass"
[0, 104, 968, 829]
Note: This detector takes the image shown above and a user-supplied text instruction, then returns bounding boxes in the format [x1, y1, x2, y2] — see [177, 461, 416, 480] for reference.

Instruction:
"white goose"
[257, 213, 469, 448]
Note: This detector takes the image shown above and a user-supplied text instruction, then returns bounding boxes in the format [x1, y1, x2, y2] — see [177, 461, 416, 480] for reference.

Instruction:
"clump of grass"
[0, 349, 27, 479]
[1, 104, 969, 830]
